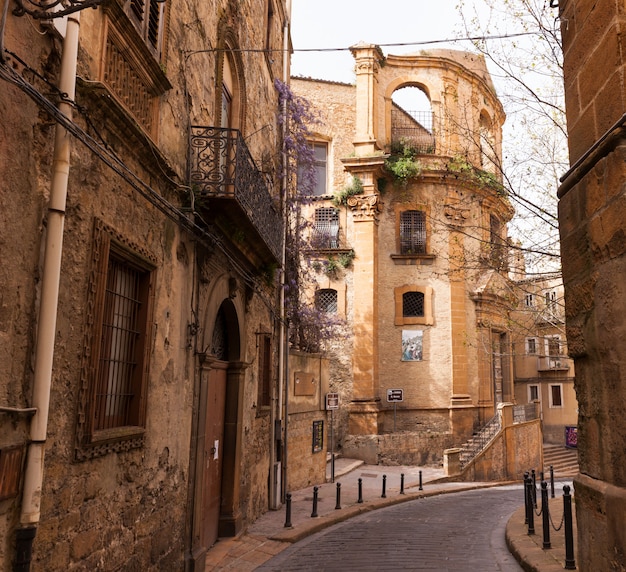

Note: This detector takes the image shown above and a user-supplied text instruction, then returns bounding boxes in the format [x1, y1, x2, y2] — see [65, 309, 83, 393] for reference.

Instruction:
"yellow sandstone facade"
[293, 46, 516, 464]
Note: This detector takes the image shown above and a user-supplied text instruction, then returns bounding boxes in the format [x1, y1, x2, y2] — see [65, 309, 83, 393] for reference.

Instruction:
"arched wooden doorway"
[189, 298, 242, 569]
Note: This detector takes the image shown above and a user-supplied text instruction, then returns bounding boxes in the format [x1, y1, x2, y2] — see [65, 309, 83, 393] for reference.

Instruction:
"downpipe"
[14, 11, 80, 571]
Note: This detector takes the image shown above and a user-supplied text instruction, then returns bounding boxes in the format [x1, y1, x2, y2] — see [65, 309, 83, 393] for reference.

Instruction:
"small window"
[545, 335, 562, 357]
[127, 0, 165, 57]
[258, 335, 271, 408]
[528, 384, 539, 402]
[545, 291, 558, 313]
[299, 142, 328, 196]
[312, 207, 339, 249]
[549, 384, 563, 408]
[525, 294, 535, 307]
[526, 337, 538, 355]
[315, 289, 338, 314]
[400, 210, 426, 254]
[402, 291, 425, 317]
[394, 285, 433, 326]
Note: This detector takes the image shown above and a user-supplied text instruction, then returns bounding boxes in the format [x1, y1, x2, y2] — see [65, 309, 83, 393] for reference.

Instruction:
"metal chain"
[549, 504, 565, 531]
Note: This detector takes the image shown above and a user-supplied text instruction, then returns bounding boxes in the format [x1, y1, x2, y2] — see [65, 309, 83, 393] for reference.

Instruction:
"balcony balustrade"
[189, 126, 283, 263]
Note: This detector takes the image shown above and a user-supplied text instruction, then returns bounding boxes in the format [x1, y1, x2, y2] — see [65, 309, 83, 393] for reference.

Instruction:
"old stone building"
[291, 46, 518, 465]
[0, 0, 293, 570]
[556, 0, 626, 569]
[511, 273, 577, 445]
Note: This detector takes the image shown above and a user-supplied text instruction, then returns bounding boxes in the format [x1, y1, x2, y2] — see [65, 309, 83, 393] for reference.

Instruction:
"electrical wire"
[0, 55, 281, 317]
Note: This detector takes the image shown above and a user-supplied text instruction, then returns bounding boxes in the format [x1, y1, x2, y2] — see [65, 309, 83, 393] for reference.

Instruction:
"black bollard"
[335, 482, 341, 510]
[357, 478, 363, 503]
[284, 492, 292, 528]
[526, 476, 535, 535]
[381, 474, 387, 498]
[400, 473, 405, 495]
[523, 472, 530, 525]
[531, 469, 537, 508]
[549, 465, 555, 499]
[541, 481, 551, 549]
[311, 486, 319, 518]
[563, 485, 576, 570]
[419, 470, 423, 491]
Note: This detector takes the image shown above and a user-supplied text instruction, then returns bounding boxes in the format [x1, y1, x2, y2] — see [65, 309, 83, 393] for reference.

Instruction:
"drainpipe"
[15, 12, 80, 571]
[271, 0, 291, 510]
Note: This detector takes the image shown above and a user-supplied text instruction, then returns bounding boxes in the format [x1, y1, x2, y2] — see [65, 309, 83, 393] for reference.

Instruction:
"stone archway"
[188, 294, 245, 570]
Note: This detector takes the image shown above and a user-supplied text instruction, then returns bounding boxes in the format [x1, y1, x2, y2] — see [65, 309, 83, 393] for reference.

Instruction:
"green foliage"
[338, 249, 355, 269]
[385, 140, 422, 185]
[447, 155, 506, 194]
[332, 176, 363, 206]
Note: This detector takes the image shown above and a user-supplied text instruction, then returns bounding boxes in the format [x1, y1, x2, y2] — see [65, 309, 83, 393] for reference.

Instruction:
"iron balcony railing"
[189, 126, 283, 261]
[391, 109, 436, 154]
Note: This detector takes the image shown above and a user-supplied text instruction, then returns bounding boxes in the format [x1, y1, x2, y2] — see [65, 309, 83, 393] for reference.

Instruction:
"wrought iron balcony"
[189, 126, 283, 263]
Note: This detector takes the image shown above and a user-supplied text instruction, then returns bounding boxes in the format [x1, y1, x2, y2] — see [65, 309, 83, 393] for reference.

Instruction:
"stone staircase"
[543, 443, 579, 478]
[459, 414, 502, 468]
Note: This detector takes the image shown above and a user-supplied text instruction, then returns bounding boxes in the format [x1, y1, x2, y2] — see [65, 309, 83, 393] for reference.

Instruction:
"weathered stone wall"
[459, 419, 542, 482]
[286, 352, 329, 491]
[558, 0, 626, 569]
[292, 52, 514, 465]
[0, 0, 288, 569]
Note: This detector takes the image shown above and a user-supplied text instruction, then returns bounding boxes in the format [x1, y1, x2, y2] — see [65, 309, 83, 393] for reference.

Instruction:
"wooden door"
[202, 362, 227, 548]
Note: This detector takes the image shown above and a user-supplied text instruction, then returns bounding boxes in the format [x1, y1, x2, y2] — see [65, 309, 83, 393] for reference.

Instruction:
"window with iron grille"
[94, 252, 153, 431]
[313, 207, 339, 248]
[402, 291, 425, 317]
[315, 289, 338, 314]
[400, 210, 426, 254]
[258, 335, 272, 408]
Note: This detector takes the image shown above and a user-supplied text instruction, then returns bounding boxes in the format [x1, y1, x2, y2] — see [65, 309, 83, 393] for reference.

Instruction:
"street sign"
[387, 389, 403, 402]
[326, 392, 339, 410]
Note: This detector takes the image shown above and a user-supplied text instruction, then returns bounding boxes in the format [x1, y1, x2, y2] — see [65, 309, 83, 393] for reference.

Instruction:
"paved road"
[257, 485, 524, 571]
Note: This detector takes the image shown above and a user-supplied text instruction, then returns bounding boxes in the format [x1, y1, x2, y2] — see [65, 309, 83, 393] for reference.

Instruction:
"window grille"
[95, 257, 146, 431]
[258, 335, 271, 407]
[400, 210, 426, 254]
[316, 289, 338, 314]
[313, 207, 339, 248]
[402, 291, 424, 317]
[211, 306, 228, 360]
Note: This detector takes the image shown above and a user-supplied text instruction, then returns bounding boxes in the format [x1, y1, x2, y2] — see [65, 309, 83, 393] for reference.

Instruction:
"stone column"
[349, 42, 384, 157]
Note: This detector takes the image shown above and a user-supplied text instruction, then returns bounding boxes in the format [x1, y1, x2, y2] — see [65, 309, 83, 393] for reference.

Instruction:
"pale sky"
[290, 0, 486, 84]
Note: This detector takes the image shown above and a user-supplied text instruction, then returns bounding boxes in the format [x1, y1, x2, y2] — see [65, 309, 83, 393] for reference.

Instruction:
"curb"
[269, 481, 511, 543]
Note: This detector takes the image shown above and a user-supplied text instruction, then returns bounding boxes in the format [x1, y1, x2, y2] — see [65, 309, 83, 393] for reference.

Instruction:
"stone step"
[543, 445, 578, 477]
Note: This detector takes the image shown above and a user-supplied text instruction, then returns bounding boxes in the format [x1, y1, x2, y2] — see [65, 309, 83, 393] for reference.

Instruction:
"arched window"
[394, 285, 433, 325]
[403, 291, 425, 317]
[391, 86, 435, 154]
[479, 112, 497, 174]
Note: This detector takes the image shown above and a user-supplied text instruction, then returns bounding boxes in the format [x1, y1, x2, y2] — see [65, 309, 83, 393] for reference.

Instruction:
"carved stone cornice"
[347, 194, 382, 222]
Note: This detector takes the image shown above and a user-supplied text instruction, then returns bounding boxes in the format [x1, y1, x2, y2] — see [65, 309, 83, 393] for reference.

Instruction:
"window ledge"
[390, 254, 436, 266]
[76, 427, 145, 461]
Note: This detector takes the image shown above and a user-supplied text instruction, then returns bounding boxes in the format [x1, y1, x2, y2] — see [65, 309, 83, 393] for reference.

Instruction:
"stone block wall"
[558, 0, 626, 568]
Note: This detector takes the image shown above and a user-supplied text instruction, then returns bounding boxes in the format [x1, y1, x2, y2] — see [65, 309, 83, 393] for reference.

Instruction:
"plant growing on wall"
[385, 139, 422, 185]
[332, 176, 363, 206]
[275, 79, 347, 353]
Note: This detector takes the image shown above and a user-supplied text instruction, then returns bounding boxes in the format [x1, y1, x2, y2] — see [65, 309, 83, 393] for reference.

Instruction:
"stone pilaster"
[346, 192, 382, 435]
[349, 42, 384, 156]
